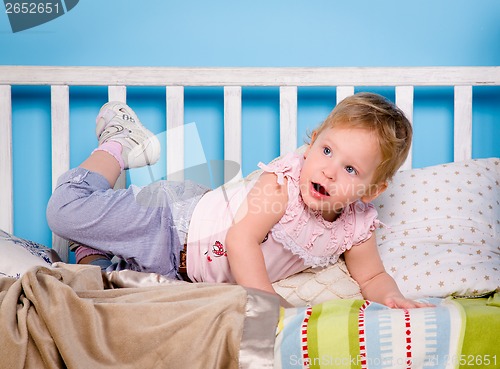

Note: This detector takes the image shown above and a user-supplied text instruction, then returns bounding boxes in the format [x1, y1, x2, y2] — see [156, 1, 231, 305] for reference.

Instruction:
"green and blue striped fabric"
[275, 296, 499, 369]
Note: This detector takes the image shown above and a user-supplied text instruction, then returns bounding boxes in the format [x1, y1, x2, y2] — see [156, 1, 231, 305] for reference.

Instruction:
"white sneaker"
[96, 102, 161, 169]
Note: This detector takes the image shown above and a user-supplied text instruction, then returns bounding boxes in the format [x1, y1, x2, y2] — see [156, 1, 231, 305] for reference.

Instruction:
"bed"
[0, 66, 499, 369]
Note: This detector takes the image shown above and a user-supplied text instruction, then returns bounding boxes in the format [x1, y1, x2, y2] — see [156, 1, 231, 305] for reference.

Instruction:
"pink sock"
[93, 141, 125, 171]
[75, 245, 109, 263]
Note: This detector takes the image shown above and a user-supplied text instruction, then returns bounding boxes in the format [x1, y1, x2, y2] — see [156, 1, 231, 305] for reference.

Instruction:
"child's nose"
[323, 166, 336, 181]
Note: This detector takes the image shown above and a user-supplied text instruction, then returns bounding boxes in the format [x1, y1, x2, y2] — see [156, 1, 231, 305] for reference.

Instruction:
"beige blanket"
[0, 263, 279, 369]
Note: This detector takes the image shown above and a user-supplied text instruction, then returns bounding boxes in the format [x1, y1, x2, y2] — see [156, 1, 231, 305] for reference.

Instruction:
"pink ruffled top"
[259, 152, 380, 268]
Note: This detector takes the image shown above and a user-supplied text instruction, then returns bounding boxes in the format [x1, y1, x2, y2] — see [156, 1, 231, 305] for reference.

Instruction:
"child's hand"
[383, 296, 435, 309]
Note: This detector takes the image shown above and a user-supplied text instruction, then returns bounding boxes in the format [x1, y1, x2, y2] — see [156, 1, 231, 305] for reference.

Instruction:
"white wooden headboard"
[1, 66, 499, 261]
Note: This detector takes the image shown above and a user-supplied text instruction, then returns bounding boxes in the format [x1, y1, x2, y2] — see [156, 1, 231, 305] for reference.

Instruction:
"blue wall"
[1, 0, 499, 247]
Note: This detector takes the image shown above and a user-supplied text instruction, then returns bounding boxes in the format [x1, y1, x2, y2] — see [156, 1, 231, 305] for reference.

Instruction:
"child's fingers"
[385, 297, 435, 309]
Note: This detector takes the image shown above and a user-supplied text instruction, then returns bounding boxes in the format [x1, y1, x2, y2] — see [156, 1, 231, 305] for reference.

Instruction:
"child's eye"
[323, 147, 332, 156]
[345, 166, 358, 175]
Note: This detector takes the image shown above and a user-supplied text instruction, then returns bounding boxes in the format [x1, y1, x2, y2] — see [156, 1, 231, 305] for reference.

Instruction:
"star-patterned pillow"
[373, 158, 499, 298]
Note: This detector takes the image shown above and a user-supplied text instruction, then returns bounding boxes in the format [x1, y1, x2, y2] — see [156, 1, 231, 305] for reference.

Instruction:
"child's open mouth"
[312, 182, 330, 196]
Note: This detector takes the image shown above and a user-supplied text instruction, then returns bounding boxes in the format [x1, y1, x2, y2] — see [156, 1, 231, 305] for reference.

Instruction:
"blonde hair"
[310, 92, 412, 184]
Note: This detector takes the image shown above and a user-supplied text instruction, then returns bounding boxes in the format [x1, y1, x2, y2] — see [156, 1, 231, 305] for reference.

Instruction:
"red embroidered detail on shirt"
[211, 241, 227, 257]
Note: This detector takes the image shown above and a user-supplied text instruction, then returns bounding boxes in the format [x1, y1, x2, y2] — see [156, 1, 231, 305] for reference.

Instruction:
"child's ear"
[361, 181, 388, 203]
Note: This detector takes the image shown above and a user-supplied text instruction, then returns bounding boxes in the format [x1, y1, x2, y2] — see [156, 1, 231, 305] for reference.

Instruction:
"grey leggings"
[46, 168, 208, 279]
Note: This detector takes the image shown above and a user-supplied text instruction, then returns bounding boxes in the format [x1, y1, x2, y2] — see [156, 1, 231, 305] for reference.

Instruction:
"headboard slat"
[279, 86, 298, 155]
[50, 85, 70, 261]
[336, 86, 355, 103]
[166, 86, 185, 181]
[395, 86, 415, 170]
[453, 86, 473, 162]
[50, 85, 70, 190]
[224, 86, 242, 183]
[108, 85, 127, 102]
[108, 86, 127, 189]
[0, 85, 13, 234]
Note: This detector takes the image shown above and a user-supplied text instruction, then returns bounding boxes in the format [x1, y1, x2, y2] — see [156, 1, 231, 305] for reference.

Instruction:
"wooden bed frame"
[1, 66, 499, 261]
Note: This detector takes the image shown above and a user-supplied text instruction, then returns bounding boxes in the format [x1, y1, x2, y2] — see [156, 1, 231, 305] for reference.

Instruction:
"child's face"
[300, 126, 386, 221]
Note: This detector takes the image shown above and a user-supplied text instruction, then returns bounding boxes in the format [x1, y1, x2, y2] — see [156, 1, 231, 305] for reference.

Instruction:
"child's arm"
[343, 233, 433, 308]
[225, 172, 288, 295]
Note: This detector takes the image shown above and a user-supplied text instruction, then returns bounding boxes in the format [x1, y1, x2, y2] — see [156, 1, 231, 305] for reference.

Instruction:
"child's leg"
[47, 102, 182, 276]
[80, 149, 121, 188]
[68, 240, 112, 269]
[66, 102, 161, 264]
[47, 170, 186, 277]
